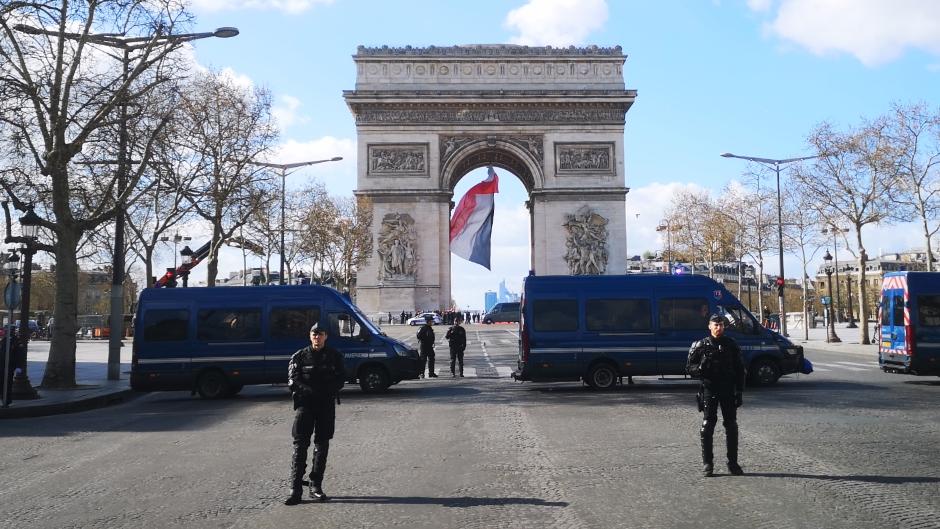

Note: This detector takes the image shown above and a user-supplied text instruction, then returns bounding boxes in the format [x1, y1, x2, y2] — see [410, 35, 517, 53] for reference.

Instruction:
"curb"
[0, 388, 136, 420]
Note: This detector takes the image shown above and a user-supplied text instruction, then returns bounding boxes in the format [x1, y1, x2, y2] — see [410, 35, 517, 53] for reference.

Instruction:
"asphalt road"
[1, 324, 937, 529]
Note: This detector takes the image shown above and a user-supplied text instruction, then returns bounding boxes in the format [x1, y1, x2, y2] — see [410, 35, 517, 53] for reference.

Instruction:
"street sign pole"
[2, 280, 20, 407]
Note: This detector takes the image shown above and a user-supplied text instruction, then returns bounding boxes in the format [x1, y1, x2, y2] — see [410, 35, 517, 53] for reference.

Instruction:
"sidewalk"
[0, 340, 134, 419]
[786, 321, 878, 356]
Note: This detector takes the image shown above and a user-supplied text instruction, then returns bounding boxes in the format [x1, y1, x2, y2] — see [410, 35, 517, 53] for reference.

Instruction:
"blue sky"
[171, 0, 940, 309]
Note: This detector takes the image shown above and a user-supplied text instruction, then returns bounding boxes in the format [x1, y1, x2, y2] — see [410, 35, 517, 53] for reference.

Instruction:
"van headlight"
[394, 343, 416, 357]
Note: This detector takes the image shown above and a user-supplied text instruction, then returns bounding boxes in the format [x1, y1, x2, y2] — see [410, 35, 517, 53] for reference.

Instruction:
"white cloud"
[217, 66, 255, 89]
[271, 95, 309, 130]
[271, 136, 357, 193]
[626, 181, 710, 257]
[753, 0, 940, 66]
[746, 0, 772, 12]
[188, 0, 333, 14]
[504, 0, 608, 46]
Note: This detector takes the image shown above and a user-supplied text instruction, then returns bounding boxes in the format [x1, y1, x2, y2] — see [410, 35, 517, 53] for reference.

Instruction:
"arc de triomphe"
[344, 45, 636, 315]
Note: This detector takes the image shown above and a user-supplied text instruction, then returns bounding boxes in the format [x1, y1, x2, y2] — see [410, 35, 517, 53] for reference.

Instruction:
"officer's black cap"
[709, 314, 726, 324]
[310, 323, 327, 334]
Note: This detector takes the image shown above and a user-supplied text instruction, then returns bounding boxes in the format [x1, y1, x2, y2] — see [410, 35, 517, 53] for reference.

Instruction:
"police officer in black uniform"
[284, 323, 345, 505]
[687, 314, 746, 477]
[417, 316, 437, 378]
[445, 314, 467, 377]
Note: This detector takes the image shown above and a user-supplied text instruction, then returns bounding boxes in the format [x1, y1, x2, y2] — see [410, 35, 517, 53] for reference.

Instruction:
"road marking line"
[813, 361, 867, 371]
[834, 361, 879, 367]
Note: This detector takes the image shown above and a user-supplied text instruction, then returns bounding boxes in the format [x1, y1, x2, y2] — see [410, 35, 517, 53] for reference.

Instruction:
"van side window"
[586, 299, 651, 332]
[329, 312, 368, 340]
[532, 299, 578, 332]
[143, 309, 189, 342]
[716, 305, 758, 334]
[197, 309, 262, 341]
[892, 294, 905, 327]
[880, 295, 892, 326]
[659, 298, 709, 330]
[270, 308, 321, 341]
[917, 295, 940, 327]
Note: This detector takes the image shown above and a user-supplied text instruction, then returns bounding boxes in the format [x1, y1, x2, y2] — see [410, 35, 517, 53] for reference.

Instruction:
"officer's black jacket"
[445, 325, 466, 352]
[687, 335, 746, 393]
[288, 345, 345, 407]
[416, 324, 435, 353]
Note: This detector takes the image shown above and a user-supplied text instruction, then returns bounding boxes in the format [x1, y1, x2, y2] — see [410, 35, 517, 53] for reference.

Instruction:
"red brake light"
[906, 322, 915, 357]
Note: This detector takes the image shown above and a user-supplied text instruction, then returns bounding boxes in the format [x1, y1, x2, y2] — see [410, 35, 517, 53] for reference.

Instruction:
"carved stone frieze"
[555, 143, 615, 175]
[377, 213, 418, 281]
[440, 135, 543, 167]
[354, 105, 626, 125]
[563, 206, 609, 275]
[356, 45, 624, 57]
[367, 143, 429, 176]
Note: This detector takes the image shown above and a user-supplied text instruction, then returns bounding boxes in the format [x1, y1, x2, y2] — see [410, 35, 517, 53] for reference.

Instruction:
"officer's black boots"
[309, 442, 330, 501]
[726, 422, 743, 475]
[285, 445, 308, 505]
[703, 463, 714, 477]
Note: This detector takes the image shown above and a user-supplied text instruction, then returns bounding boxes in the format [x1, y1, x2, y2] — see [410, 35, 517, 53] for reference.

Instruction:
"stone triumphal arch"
[344, 45, 636, 315]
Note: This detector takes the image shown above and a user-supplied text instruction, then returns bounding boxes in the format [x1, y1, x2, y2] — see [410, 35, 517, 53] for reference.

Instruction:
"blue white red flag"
[450, 166, 499, 269]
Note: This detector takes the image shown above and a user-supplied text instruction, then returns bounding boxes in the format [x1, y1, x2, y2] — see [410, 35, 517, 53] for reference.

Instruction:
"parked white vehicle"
[407, 312, 443, 326]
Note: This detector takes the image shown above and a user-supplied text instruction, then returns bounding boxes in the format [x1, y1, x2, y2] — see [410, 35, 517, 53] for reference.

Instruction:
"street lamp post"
[656, 222, 673, 273]
[160, 233, 192, 269]
[721, 152, 819, 337]
[845, 274, 857, 328]
[247, 157, 343, 285]
[823, 250, 841, 343]
[13, 24, 239, 381]
[746, 264, 755, 313]
[822, 225, 848, 323]
[2, 250, 20, 407]
[180, 246, 194, 288]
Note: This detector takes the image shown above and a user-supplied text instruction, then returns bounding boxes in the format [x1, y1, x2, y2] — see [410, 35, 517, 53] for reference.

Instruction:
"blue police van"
[878, 271, 940, 376]
[512, 274, 805, 388]
[131, 285, 421, 397]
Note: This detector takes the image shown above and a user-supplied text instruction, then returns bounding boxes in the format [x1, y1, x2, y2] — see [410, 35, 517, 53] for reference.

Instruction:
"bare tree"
[781, 187, 825, 340]
[297, 183, 340, 282]
[171, 71, 279, 286]
[793, 118, 899, 344]
[886, 102, 940, 271]
[316, 195, 373, 291]
[0, 1, 195, 387]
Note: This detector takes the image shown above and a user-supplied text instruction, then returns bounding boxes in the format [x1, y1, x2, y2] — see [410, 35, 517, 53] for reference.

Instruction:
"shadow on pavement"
[325, 495, 568, 507]
[746, 472, 940, 484]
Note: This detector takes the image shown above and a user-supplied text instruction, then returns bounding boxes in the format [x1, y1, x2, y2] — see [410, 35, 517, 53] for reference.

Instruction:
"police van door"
[327, 311, 374, 379]
[655, 296, 711, 376]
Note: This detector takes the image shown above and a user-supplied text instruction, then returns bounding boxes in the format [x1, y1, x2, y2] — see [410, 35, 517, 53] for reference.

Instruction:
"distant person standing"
[446, 315, 467, 377]
[417, 316, 438, 378]
[686, 315, 746, 477]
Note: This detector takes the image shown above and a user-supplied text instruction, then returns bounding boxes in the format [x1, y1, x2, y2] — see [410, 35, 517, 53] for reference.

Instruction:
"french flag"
[450, 166, 499, 269]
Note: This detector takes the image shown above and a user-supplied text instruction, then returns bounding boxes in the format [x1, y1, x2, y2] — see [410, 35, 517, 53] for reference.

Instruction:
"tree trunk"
[41, 230, 80, 388]
[205, 223, 224, 287]
[856, 231, 870, 345]
[923, 216, 934, 272]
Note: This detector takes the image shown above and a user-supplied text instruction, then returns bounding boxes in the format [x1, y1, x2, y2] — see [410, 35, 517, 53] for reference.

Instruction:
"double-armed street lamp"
[721, 152, 819, 337]
[15, 22, 240, 380]
[823, 250, 841, 343]
[1, 202, 43, 402]
[247, 157, 343, 285]
[180, 246, 194, 287]
[656, 222, 674, 273]
[161, 233, 192, 269]
[822, 225, 849, 324]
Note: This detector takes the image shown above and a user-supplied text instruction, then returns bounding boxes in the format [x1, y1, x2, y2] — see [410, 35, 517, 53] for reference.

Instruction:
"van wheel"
[359, 366, 390, 393]
[587, 363, 617, 390]
[749, 358, 781, 386]
[196, 370, 229, 399]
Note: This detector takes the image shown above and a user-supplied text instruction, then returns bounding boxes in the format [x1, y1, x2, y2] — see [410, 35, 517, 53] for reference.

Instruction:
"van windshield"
[350, 304, 381, 335]
[716, 304, 759, 334]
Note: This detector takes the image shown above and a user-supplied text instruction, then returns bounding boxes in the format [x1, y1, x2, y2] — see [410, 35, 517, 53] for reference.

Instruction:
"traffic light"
[775, 276, 785, 294]
[165, 268, 178, 288]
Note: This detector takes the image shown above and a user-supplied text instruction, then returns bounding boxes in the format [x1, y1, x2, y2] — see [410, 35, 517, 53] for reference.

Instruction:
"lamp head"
[823, 249, 833, 263]
[180, 245, 194, 265]
[330, 156, 343, 162]
[720, 152, 735, 158]
[213, 27, 239, 38]
[19, 206, 42, 239]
